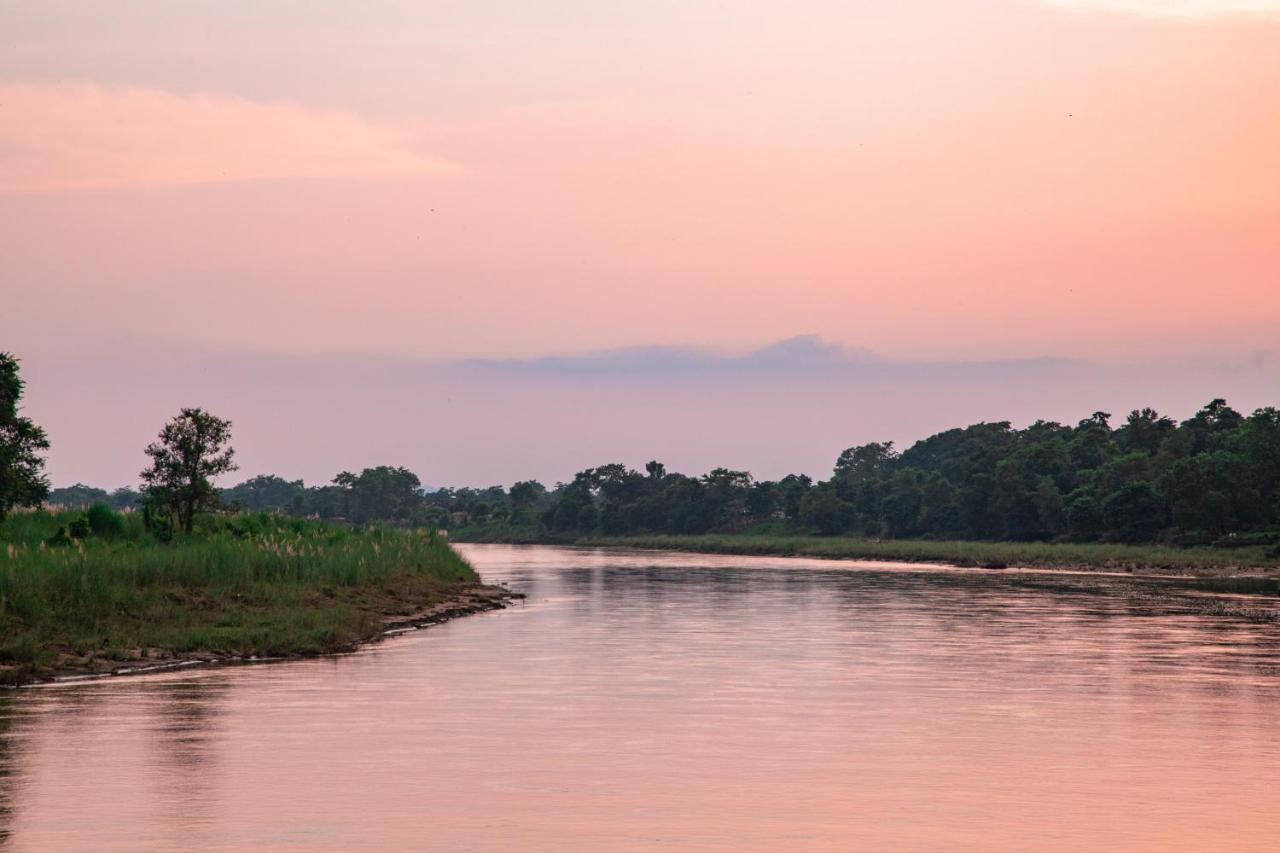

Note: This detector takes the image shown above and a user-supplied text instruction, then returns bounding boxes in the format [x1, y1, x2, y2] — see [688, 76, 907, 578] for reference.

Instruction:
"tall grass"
[0, 509, 477, 683]
[580, 533, 1280, 574]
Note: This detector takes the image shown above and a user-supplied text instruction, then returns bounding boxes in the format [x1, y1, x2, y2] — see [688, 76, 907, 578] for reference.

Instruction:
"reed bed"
[1, 510, 476, 683]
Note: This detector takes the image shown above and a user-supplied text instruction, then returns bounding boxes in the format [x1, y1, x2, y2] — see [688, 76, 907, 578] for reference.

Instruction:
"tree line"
[7, 348, 1279, 548]
[413, 400, 1280, 547]
[83, 399, 1280, 548]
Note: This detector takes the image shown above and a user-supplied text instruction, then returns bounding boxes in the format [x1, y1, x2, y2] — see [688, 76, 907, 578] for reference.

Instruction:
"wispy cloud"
[464, 335, 1079, 377]
[0, 82, 455, 193]
[464, 335, 869, 375]
[1040, 0, 1280, 19]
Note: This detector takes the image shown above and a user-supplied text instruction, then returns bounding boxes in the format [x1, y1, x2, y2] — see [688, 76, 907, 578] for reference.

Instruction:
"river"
[2, 544, 1279, 851]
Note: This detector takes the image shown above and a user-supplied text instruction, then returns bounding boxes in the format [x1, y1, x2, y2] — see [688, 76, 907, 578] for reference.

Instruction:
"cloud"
[464, 335, 875, 375]
[0, 82, 455, 193]
[1040, 0, 1280, 19]
[464, 335, 1078, 377]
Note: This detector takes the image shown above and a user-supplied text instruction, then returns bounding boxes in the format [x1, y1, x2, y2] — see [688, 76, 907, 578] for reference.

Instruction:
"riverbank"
[0, 510, 515, 686]
[569, 534, 1279, 581]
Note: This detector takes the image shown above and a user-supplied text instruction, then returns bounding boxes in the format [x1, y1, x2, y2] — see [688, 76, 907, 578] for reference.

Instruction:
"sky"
[1, 1, 1278, 488]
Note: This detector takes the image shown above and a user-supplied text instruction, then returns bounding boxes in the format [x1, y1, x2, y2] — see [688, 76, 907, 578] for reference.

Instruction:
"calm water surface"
[2, 545, 1280, 851]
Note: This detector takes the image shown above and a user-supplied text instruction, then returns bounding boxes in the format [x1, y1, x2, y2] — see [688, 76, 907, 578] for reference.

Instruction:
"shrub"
[86, 503, 124, 539]
[45, 526, 74, 547]
[67, 516, 91, 539]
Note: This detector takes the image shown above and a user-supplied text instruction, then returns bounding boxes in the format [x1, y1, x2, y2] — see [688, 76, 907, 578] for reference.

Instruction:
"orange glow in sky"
[2, 1, 1278, 484]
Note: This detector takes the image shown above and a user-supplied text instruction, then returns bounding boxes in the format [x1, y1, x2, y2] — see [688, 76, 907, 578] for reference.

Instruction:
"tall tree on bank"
[141, 408, 237, 534]
[0, 353, 50, 521]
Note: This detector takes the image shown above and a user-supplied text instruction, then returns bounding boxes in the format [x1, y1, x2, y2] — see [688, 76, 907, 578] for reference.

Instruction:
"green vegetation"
[47, 483, 141, 510]
[55, 397, 1270, 574]
[0, 507, 477, 685]
[1, 354, 487, 686]
[578, 533, 1279, 577]
[0, 352, 50, 521]
[11, 334, 1278, 684]
[218, 466, 436, 525]
[430, 401, 1280, 563]
[140, 407, 237, 535]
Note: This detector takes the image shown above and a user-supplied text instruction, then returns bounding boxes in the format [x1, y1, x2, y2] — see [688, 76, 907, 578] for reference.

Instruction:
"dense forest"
[46, 399, 1280, 549]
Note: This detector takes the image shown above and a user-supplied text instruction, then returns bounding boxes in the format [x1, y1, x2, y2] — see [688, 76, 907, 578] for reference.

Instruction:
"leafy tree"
[545, 480, 595, 533]
[509, 480, 547, 523]
[661, 476, 714, 534]
[918, 473, 960, 535]
[1101, 482, 1164, 543]
[0, 353, 50, 521]
[800, 486, 855, 535]
[332, 466, 424, 524]
[832, 442, 896, 525]
[881, 469, 924, 538]
[700, 468, 753, 530]
[140, 408, 237, 534]
[1068, 412, 1115, 471]
[221, 474, 306, 512]
[746, 480, 780, 518]
[1115, 408, 1176, 456]
[777, 473, 813, 520]
[1065, 489, 1104, 540]
[1032, 477, 1066, 539]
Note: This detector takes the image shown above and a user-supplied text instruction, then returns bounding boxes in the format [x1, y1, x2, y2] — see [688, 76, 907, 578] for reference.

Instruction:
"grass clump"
[0, 509, 478, 684]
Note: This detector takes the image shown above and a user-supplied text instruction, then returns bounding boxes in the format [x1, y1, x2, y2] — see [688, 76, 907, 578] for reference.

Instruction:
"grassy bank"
[0, 509, 490, 685]
[574, 533, 1280, 577]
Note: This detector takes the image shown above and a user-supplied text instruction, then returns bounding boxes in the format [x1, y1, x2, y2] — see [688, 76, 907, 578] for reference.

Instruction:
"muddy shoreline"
[15, 584, 523, 688]
[563, 536, 1280, 583]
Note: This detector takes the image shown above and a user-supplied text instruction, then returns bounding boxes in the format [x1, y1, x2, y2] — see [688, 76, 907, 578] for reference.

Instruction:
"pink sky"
[2, 1, 1278, 486]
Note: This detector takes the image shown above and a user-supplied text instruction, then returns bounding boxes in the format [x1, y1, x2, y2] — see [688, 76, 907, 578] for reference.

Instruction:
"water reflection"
[1, 545, 1278, 851]
[0, 697, 20, 847]
[148, 680, 229, 844]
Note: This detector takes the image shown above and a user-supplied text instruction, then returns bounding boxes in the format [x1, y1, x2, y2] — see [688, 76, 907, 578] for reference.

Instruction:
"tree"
[0, 353, 50, 521]
[221, 474, 306, 512]
[881, 469, 923, 538]
[545, 480, 596, 533]
[332, 466, 424, 524]
[49, 483, 109, 508]
[800, 486, 855, 535]
[1101, 482, 1164, 543]
[1115, 408, 1175, 456]
[509, 480, 547, 524]
[701, 468, 753, 530]
[140, 408, 237, 534]
[1068, 412, 1115, 471]
[777, 474, 813, 520]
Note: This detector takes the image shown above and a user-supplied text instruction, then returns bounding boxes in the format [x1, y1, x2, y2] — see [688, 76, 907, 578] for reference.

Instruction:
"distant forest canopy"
[49, 399, 1280, 547]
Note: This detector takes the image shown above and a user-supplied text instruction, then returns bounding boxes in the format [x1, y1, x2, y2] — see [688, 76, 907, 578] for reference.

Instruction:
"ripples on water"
[2, 545, 1279, 851]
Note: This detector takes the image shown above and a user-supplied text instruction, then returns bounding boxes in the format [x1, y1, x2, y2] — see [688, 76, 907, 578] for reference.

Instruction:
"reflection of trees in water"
[152, 679, 228, 760]
[555, 559, 1280, 692]
[0, 678, 231, 849]
[139, 678, 232, 844]
[0, 697, 18, 846]
[0, 686, 112, 847]
[150, 678, 229, 805]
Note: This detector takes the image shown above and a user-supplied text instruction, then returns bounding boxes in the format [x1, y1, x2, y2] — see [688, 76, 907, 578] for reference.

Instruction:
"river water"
[2, 544, 1279, 851]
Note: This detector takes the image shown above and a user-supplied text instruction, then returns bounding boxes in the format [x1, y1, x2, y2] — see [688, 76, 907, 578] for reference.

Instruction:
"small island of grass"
[0, 353, 509, 686]
[0, 507, 507, 685]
